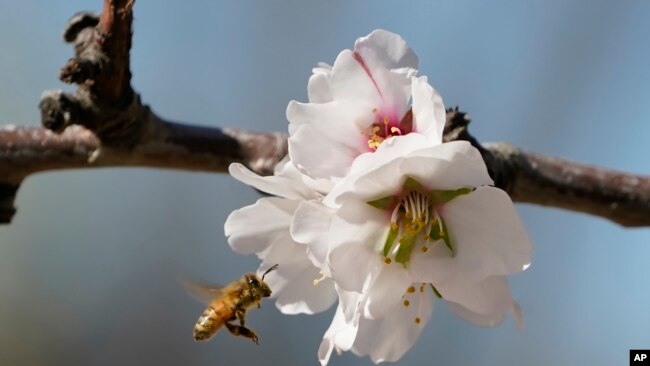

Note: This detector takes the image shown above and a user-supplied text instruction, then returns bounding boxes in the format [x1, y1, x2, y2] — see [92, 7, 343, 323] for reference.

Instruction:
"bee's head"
[247, 264, 278, 298]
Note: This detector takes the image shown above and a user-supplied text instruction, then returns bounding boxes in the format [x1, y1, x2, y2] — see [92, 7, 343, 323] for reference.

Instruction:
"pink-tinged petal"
[224, 197, 297, 256]
[327, 201, 388, 292]
[436, 274, 513, 316]
[411, 76, 445, 143]
[287, 100, 375, 179]
[352, 288, 434, 363]
[354, 29, 418, 71]
[330, 49, 411, 119]
[228, 163, 315, 200]
[329, 49, 383, 107]
[308, 63, 333, 103]
[291, 201, 335, 270]
[441, 186, 533, 281]
[361, 263, 412, 319]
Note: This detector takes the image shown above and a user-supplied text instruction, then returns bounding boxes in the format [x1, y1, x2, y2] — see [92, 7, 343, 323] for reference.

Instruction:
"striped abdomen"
[193, 300, 234, 341]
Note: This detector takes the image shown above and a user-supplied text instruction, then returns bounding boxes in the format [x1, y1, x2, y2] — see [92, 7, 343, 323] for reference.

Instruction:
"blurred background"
[1, 1, 649, 365]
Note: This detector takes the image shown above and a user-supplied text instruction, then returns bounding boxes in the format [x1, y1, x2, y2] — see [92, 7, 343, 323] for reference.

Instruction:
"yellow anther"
[383, 116, 390, 125]
[421, 246, 429, 253]
[419, 285, 424, 293]
[414, 317, 421, 324]
[390, 222, 398, 230]
[372, 108, 378, 113]
[390, 126, 402, 135]
[403, 299, 410, 307]
[384, 257, 392, 264]
[407, 286, 416, 293]
[313, 272, 326, 287]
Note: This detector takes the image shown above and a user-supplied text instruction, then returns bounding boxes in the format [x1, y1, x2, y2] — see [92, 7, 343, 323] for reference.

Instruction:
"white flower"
[293, 133, 532, 363]
[287, 29, 446, 181]
[224, 28, 533, 365]
[224, 160, 337, 314]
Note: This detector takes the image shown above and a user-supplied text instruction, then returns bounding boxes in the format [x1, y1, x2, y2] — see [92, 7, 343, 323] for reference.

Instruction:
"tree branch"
[3, 112, 649, 227]
[1, 0, 648, 226]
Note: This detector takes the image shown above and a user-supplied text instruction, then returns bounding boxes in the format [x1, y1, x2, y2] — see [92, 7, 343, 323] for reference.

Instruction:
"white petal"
[224, 197, 297, 256]
[263, 258, 337, 315]
[228, 163, 315, 200]
[394, 141, 494, 190]
[441, 186, 533, 281]
[328, 241, 374, 293]
[308, 64, 333, 103]
[411, 76, 445, 144]
[448, 294, 522, 329]
[352, 288, 434, 363]
[274, 159, 333, 194]
[437, 274, 513, 316]
[354, 29, 418, 71]
[408, 242, 457, 285]
[361, 263, 412, 319]
[318, 300, 360, 366]
[329, 140, 493, 206]
[289, 126, 357, 181]
[447, 302, 507, 328]
[327, 201, 387, 292]
[291, 200, 335, 270]
[511, 300, 524, 330]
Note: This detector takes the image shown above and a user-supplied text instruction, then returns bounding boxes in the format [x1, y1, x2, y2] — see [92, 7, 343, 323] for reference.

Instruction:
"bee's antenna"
[262, 264, 279, 280]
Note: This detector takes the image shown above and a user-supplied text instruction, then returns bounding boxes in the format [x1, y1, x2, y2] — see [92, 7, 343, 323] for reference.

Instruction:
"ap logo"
[630, 350, 650, 365]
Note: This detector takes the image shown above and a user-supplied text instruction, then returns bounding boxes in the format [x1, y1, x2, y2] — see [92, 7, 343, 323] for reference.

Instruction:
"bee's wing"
[180, 278, 224, 305]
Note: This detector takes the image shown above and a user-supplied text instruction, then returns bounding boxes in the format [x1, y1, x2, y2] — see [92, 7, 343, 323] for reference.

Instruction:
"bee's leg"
[235, 308, 247, 326]
[225, 321, 259, 345]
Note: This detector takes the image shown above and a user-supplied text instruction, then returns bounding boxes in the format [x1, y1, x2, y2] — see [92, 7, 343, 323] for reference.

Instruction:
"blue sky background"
[1, 1, 649, 365]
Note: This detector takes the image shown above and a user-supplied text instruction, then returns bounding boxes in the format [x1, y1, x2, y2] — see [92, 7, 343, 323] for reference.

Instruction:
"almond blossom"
[287, 29, 446, 181]
[292, 133, 533, 364]
[224, 28, 533, 365]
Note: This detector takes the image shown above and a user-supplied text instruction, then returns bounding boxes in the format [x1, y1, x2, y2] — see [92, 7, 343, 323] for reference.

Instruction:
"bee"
[184, 264, 279, 344]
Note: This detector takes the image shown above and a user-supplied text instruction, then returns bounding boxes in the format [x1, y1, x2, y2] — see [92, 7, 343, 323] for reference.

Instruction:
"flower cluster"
[225, 30, 532, 364]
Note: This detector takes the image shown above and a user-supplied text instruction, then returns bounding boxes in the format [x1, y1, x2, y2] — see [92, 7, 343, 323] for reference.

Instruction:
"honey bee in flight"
[184, 264, 279, 344]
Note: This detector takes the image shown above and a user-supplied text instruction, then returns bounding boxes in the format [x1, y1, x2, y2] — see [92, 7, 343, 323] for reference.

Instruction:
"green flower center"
[367, 177, 472, 265]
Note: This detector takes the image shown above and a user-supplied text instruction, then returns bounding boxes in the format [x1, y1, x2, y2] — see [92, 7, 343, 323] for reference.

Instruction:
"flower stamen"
[313, 271, 326, 287]
[362, 111, 411, 150]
